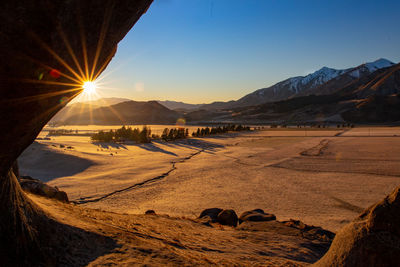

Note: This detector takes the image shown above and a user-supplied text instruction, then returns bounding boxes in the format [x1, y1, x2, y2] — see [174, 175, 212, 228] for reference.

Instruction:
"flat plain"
[19, 127, 400, 232]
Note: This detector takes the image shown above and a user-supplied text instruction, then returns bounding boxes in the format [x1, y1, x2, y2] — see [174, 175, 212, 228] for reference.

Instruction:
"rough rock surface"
[281, 219, 335, 242]
[217, 209, 238, 227]
[315, 186, 400, 266]
[0, 0, 152, 174]
[195, 215, 213, 227]
[199, 208, 238, 226]
[20, 176, 69, 203]
[199, 208, 223, 222]
[237, 220, 335, 244]
[239, 209, 276, 224]
[145, 209, 156, 215]
[0, 1, 153, 265]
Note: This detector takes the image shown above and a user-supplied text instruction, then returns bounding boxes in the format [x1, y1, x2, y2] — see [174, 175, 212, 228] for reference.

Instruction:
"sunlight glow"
[21, 2, 119, 118]
[82, 81, 97, 95]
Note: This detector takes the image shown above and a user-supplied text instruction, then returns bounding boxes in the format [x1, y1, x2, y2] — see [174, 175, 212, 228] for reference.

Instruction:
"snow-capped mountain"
[299, 58, 395, 97]
[191, 62, 400, 124]
[346, 58, 394, 79]
[232, 58, 394, 107]
[365, 58, 395, 72]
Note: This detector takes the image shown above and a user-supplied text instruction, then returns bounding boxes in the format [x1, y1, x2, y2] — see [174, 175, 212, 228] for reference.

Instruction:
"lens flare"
[176, 118, 186, 126]
[82, 81, 96, 94]
[49, 69, 61, 79]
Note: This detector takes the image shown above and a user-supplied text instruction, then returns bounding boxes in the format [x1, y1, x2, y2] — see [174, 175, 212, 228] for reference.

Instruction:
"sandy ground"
[19, 127, 400, 232]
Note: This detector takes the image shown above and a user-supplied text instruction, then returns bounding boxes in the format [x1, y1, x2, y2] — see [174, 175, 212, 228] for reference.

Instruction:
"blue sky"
[94, 0, 400, 104]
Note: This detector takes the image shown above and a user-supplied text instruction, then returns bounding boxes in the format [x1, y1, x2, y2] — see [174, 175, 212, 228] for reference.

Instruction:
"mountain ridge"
[62, 100, 180, 125]
[191, 63, 400, 124]
[200, 58, 395, 110]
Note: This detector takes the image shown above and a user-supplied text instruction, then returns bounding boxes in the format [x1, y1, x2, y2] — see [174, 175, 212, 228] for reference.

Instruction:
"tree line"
[48, 129, 79, 136]
[192, 125, 250, 137]
[91, 124, 252, 143]
[161, 128, 189, 141]
[91, 126, 151, 143]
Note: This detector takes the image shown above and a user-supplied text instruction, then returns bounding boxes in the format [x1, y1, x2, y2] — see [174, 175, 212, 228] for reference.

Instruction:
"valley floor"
[18, 127, 400, 265]
[20, 127, 400, 232]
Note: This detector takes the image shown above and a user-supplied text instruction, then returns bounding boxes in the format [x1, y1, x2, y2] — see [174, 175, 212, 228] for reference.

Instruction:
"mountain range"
[51, 58, 399, 125]
[200, 58, 395, 109]
[188, 61, 400, 124]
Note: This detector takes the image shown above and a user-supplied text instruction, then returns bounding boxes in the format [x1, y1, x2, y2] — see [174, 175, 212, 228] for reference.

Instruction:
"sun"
[82, 81, 97, 94]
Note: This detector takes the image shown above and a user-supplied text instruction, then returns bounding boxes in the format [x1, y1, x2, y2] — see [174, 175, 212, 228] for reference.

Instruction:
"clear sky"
[94, 0, 400, 104]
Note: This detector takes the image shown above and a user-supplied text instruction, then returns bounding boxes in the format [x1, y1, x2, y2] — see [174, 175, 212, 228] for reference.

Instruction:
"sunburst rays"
[19, 1, 128, 125]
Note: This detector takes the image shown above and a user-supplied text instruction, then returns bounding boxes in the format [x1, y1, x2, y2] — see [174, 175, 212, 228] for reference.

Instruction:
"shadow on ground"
[153, 138, 225, 154]
[18, 142, 94, 182]
[138, 143, 178, 156]
[1, 212, 120, 267]
[94, 142, 127, 150]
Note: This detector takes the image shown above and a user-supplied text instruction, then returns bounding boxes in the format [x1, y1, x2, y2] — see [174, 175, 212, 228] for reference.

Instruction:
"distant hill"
[50, 98, 132, 124]
[156, 100, 203, 111]
[198, 100, 236, 111]
[81, 97, 132, 106]
[49, 103, 99, 125]
[63, 100, 180, 125]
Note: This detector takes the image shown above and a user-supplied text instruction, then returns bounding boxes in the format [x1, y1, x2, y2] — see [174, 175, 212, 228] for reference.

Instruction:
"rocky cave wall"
[0, 0, 152, 175]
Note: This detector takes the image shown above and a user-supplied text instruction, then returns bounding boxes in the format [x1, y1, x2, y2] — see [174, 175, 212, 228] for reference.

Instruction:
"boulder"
[282, 219, 307, 230]
[199, 208, 223, 222]
[217, 209, 238, 227]
[145, 210, 156, 215]
[315, 186, 400, 266]
[20, 176, 69, 203]
[282, 219, 335, 241]
[239, 209, 276, 224]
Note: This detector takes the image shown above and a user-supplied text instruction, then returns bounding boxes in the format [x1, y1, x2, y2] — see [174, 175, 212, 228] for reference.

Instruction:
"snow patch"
[365, 58, 394, 72]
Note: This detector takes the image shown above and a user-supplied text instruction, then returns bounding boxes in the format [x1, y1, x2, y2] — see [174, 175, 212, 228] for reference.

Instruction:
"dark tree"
[162, 128, 169, 141]
[139, 126, 151, 143]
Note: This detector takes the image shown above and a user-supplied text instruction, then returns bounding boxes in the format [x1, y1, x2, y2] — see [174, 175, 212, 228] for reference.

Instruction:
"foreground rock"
[20, 176, 69, 203]
[238, 220, 335, 244]
[145, 210, 156, 215]
[239, 209, 276, 224]
[199, 208, 238, 226]
[217, 209, 238, 227]
[199, 208, 223, 222]
[315, 186, 400, 266]
[199, 208, 334, 243]
[0, 1, 153, 265]
[31, 195, 334, 266]
[282, 219, 335, 242]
